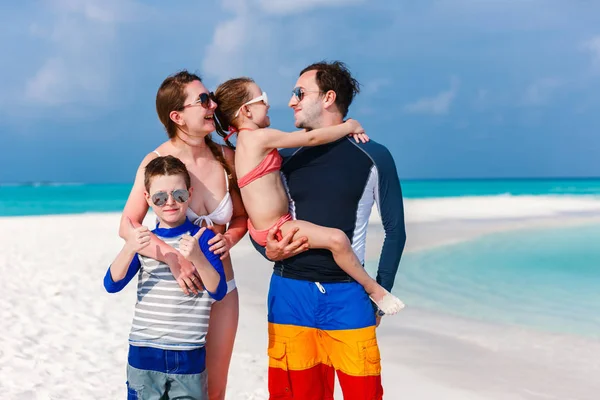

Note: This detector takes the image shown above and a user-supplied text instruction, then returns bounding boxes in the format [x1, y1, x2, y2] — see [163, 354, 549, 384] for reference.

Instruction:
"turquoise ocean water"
[3, 178, 599, 336]
[378, 224, 600, 338]
[1, 178, 600, 217]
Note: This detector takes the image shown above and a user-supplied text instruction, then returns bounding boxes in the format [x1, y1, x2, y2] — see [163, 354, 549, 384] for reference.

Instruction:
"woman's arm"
[207, 146, 248, 259]
[119, 152, 203, 295]
[255, 119, 366, 150]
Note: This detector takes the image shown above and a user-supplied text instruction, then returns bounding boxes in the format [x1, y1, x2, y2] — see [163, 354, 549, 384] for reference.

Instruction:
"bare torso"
[154, 141, 234, 280]
[235, 131, 290, 230]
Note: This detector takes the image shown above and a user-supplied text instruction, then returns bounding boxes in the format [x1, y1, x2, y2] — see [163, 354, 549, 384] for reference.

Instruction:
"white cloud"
[202, 0, 359, 106]
[21, 0, 144, 107]
[522, 78, 563, 106]
[404, 77, 459, 115]
[257, 0, 365, 15]
[582, 36, 600, 68]
[362, 78, 391, 96]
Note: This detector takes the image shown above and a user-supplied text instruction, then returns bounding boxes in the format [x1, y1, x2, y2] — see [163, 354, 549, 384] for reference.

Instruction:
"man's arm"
[373, 146, 407, 292]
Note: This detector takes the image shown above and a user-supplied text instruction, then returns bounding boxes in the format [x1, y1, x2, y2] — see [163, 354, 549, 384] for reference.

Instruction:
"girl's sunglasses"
[291, 87, 321, 102]
[234, 92, 269, 117]
[151, 189, 190, 207]
[183, 92, 215, 109]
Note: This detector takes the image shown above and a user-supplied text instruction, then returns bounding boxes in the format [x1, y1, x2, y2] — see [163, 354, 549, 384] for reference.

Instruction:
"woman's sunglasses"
[183, 92, 215, 109]
[151, 189, 190, 207]
[291, 87, 321, 102]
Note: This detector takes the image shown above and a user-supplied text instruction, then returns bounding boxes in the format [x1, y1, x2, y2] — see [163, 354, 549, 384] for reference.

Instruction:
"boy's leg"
[267, 273, 335, 400]
[126, 364, 168, 400]
[164, 370, 208, 400]
[318, 281, 384, 400]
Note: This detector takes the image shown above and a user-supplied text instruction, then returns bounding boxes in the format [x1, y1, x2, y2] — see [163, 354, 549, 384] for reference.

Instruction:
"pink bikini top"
[237, 149, 282, 188]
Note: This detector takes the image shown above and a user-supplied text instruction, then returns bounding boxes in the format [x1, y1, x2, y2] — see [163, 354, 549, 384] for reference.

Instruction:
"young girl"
[213, 77, 403, 315]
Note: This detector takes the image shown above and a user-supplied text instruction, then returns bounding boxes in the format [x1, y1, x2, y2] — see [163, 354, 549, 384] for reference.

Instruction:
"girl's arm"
[207, 147, 249, 259]
[119, 152, 203, 295]
[255, 119, 366, 150]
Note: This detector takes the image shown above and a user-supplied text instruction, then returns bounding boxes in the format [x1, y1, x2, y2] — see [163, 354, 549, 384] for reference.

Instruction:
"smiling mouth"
[204, 115, 214, 120]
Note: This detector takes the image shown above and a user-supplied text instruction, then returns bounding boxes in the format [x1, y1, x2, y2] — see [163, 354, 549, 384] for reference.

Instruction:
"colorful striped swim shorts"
[267, 273, 383, 400]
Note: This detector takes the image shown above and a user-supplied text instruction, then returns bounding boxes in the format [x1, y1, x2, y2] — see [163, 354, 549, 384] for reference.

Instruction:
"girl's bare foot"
[369, 288, 405, 315]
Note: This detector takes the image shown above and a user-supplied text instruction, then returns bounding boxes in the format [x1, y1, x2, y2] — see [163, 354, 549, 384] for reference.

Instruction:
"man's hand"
[123, 218, 151, 253]
[206, 226, 232, 260]
[265, 227, 309, 261]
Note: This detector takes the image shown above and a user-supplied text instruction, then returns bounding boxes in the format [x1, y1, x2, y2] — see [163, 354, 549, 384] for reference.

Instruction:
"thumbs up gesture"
[179, 227, 207, 264]
[124, 217, 151, 253]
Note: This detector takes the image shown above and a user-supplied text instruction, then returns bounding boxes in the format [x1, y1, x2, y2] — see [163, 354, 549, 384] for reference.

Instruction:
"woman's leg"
[205, 287, 239, 400]
[280, 220, 403, 314]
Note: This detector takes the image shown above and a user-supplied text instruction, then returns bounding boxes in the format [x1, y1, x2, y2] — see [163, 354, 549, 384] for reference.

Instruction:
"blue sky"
[1, 0, 600, 183]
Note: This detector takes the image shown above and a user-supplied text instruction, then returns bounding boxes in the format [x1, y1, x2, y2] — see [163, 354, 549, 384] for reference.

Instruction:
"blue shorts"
[126, 345, 207, 400]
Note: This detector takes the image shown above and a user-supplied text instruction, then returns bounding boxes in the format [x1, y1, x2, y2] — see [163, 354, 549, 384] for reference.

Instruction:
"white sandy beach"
[2, 196, 600, 399]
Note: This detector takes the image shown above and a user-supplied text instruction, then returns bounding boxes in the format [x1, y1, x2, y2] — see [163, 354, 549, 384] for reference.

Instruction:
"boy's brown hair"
[144, 156, 191, 191]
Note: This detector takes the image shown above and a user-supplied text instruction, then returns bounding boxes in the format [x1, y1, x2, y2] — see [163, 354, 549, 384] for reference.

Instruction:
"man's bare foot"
[369, 288, 405, 315]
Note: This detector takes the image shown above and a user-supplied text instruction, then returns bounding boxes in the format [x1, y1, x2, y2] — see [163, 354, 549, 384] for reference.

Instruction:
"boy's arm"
[372, 146, 407, 293]
[179, 228, 227, 301]
[119, 152, 203, 295]
[104, 249, 141, 293]
[255, 119, 365, 149]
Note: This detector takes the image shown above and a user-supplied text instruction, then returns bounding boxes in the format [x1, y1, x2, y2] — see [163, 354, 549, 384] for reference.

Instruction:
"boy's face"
[144, 174, 192, 227]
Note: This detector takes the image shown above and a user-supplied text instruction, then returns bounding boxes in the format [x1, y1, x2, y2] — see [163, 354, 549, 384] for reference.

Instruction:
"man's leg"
[267, 273, 334, 399]
[318, 281, 384, 400]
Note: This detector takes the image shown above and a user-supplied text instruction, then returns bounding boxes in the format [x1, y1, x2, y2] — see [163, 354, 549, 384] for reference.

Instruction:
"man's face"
[288, 70, 323, 130]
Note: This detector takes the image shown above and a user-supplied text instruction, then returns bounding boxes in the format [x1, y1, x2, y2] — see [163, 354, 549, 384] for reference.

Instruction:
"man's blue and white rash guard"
[254, 137, 406, 293]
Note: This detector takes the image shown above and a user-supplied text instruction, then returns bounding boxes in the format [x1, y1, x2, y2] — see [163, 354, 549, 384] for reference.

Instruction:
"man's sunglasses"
[183, 92, 215, 109]
[291, 87, 321, 102]
[151, 189, 190, 207]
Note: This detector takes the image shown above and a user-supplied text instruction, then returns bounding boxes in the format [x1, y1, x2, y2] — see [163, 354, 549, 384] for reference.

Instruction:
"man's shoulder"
[352, 138, 393, 160]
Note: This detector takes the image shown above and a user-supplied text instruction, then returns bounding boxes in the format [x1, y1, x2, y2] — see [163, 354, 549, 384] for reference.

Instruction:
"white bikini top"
[153, 149, 233, 227]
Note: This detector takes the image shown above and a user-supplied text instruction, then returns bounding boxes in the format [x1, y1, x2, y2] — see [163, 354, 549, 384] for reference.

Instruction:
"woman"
[119, 70, 247, 400]
[212, 77, 404, 314]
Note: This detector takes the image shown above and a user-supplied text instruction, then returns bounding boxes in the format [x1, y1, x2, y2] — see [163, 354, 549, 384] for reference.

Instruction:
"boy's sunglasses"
[183, 92, 215, 109]
[151, 189, 190, 207]
[291, 87, 321, 102]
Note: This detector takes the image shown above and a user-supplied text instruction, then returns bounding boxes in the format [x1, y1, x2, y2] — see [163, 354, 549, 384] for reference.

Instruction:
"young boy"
[103, 155, 227, 400]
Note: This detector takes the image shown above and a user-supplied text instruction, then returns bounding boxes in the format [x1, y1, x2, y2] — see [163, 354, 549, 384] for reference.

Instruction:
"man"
[253, 61, 406, 400]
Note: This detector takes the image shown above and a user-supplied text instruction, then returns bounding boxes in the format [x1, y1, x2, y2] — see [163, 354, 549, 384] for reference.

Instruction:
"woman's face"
[178, 80, 217, 136]
[244, 83, 270, 128]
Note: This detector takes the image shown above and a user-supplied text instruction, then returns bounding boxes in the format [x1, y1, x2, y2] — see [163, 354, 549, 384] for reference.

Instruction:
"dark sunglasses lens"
[293, 88, 304, 101]
[152, 192, 168, 206]
[199, 93, 211, 108]
[173, 189, 189, 203]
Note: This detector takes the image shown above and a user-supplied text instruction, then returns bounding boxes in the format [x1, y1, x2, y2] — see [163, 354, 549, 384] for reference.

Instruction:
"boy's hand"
[124, 219, 151, 253]
[179, 228, 206, 265]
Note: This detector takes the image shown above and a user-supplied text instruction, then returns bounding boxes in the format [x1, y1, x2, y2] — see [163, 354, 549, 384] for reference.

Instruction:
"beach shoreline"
[1, 201, 599, 399]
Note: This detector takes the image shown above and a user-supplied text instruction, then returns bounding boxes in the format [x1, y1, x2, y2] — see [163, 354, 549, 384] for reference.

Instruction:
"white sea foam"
[371, 195, 600, 223]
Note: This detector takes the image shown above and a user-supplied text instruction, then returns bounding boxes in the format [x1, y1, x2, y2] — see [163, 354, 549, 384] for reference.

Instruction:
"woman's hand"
[207, 226, 233, 260]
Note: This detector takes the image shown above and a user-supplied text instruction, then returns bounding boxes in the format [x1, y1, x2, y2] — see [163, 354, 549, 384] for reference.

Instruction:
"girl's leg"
[279, 220, 403, 315]
[205, 287, 239, 400]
